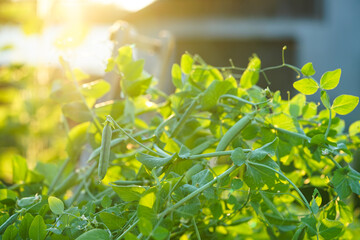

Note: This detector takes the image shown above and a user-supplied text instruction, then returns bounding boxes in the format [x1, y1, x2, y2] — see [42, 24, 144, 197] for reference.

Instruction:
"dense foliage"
[1, 45, 360, 240]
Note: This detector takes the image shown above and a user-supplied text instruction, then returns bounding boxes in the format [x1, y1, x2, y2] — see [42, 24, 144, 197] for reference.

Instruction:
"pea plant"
[1, 45, 360, 240]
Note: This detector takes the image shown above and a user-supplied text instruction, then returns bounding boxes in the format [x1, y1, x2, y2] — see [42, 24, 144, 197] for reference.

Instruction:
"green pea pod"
[216, 112, 255, 152]
[52, 171, 80, 196]
[184, 164, 203, 182]
[98, 120, 112, 180]
[0, 212, 20, 234]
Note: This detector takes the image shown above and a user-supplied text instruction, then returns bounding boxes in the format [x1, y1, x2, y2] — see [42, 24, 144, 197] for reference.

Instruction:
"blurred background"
[0, 0, 359, 178]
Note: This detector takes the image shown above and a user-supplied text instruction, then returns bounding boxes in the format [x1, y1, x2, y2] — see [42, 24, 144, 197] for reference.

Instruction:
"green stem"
[108, 115, 161, 157]
[158, 165, 238, 218]
[187, 150, 250, 160]
[247, 161, 312, 214]
[324, 108, 332, 139]
[328, 155, 342, 169]
[219, 94, 268, 106]
[192, 218, 201, 240]
[116, 219, 139, 240]
[171, 96, 200, 138]
[47, 157, 71, 195]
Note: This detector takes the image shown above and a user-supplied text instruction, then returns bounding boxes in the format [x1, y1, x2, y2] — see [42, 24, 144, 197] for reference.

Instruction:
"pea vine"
[1, 45, 360, 240]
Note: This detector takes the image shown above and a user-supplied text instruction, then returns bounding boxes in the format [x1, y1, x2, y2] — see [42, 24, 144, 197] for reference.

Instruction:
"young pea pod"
[98, 118, 113, 180]
[216, 112, 256, 152]
[0, 212, 20, 234]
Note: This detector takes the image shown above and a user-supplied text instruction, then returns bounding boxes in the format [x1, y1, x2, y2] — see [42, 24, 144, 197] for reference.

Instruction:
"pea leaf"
[320, 69, 341, 90]
[200, 79, 234, 110]
[172, 63, 183, 89]
[19, 213, 34, 240]
[99, 212, 126, 230]
[349, 120, 360, 136]
[293, 78, 319, 95]
[29, 215, 47, 240]
[136, 153, 175, 169]
[115, 45, 133, 70]
[153, 226, 169, 240]
[3, 224, 18, 240]
[181, 53, 193, 74]
[301, 62, 316, 76]
[231, 148, 246, 166]
[248, 137, 279, 162]
[331, 94, 359, 115]
[138, 217, 153, 236]
[80, 79, 111, 99]
[331, 166, 360, 199]
[319, 219, 344, 240]
[48, 196, 64, 215]
[320, 90, 331, 109]
[244, 156, 279, 189]
[76, 229, 110, 240]
[301, 215, 317, 237]
[240, 55, 261, 89]
[111, 185, 145, 202]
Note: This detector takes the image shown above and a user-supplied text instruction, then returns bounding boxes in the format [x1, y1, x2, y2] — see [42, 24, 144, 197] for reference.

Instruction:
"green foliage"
[1, 45, 360, 240]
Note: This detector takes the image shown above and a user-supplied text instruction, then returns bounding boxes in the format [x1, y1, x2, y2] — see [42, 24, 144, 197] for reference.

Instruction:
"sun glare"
[91, 0, 156, 12]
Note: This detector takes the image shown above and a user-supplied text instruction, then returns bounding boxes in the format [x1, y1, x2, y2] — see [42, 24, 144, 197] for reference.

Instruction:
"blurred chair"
[103, 20, 175, 100]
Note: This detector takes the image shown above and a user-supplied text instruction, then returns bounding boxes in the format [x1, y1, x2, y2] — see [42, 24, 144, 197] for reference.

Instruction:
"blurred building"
[121, 0, 360, 124]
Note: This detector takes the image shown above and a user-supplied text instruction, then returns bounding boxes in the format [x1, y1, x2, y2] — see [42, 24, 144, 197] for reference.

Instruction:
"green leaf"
[136, 153, 175, 169]
[122, 76, 152, 98]
[337, 200, 353, 224]
[19, 213, 34, 240]
[105, 57, 115, 72]
[111, 185, 145, 202]
[320, 69, 341, 90]
[320, 90, 331, 109]
[48, 196, 64, 215]
[248, 137, 279, 162]
[292, 226, 306, 240]
[231, 148, 246, 166]
[331, 166, 360, 199]
[115, 45, 133, 70]
[29, 215, 47, 240]
[153, 226, 169, 240]
[172, 63, 183, 89]
[349, 120, 360, 136]
[192, 169, 214, 199]
[138, 217, 153, 236]
[240, 55, 261, 89]
[122, 59, 145, 81]
[0, 189, 17, 203]
[12, 155, 27, 183]
[301, 215, 317, 237]
[181, 53, 193, 74]
[99, 212, 126, 230]
[293, 78, 319, 95]
[231, 178, 243, 190]
[138, 188, 157, 221]
[244, 157, 279, 188]
[310, 134, 325, 145]
[17, 196, 36, 208]
[80, 79, 111, 99]
[76, 229, 110, 240]
[2, 224, 18, 240]
[331, 94, 359, 115]
[101, 195, 112, 209]
[62, 102, 92, 122]
[200, 79, 234, 110]
[301, 62, 316, 76]
[319, 219, 344, 240]
[310, 189, 322, 214]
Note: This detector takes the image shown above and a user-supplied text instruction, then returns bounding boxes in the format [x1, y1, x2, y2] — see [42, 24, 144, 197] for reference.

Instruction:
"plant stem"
[324, 108, 332, 139]
[171, 96, 200, 138]
[47, 157, 70, 195]
[328, 155, 342, 169]
[108, 115, 161, 157]
[158, 165, 238, 218]
[188, 150, 250, 160]
[116, 219, 139, 240]
[247, 161, 312, 214]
